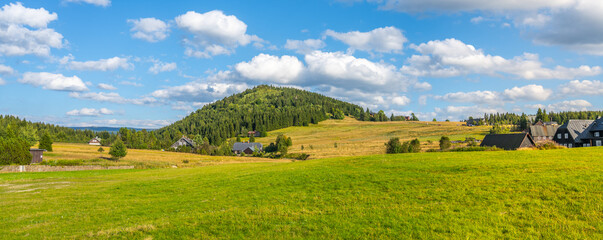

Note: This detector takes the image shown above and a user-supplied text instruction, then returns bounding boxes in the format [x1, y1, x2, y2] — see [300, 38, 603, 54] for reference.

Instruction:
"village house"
[554, 118, 603, 147]
[529, 121, 559, 142]
[88, 137, 101, 146]
[480, 132, 536, 150]
[170, 136, 196, 150]
[232, 142, 263, 155]
[553, 120, 593, 148]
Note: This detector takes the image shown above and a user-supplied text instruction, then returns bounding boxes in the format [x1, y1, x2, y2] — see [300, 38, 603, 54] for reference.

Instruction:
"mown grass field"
[41, 143, 284, 168]
[256, 117, 490, 159]
[1, 147, 601, 239]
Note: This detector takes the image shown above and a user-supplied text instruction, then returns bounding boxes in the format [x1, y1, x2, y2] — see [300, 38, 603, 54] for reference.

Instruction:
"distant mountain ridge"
[70, 127, 153, 133]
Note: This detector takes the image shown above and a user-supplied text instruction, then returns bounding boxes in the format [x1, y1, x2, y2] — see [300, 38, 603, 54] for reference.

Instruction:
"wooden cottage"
[553, 120, 593, 148]
[480, 133, 536, 150]
[170, 136, 196, 150]
[29, 149, 46, 164]
[232, 142, 263, 155]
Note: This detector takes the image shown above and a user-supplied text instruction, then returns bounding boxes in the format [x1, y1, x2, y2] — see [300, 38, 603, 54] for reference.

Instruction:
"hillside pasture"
[1, 147, 601, 239]
[256, 117, 490, 159]
[41, 143, 284, 168]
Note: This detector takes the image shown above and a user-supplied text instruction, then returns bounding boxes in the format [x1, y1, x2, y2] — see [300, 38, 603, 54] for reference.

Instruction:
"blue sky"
[1, 0, 602, 128]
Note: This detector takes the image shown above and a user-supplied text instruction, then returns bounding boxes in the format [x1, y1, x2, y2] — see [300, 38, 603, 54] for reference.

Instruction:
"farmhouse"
[170, 136, 196, 150]
[529, 121, 559, 142]
[29, 149, 46, 164]
[232, 142, 263, 155]
[88, 137, 101, 146]
[480, 133, 536, 150]
[554, 118, 603, 147]
[553, 120, 593, 148]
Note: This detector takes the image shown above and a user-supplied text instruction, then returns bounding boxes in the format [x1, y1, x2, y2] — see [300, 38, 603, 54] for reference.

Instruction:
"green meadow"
[1, 148, 602, 239]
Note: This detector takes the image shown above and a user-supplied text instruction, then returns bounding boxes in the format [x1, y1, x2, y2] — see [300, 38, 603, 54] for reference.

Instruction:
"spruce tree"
[109, 139, 127, 160]
[39, 133, 53, 152]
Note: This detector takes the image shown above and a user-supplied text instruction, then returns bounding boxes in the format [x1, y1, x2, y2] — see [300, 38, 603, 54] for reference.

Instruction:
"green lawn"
[1, 148, 602, 239]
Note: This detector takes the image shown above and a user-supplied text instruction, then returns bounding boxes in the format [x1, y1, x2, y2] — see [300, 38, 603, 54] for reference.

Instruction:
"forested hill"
[155, 85, 364, 145]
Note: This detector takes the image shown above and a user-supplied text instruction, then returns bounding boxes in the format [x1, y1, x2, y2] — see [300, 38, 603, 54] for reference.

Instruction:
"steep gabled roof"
[559, 120, 593, 141]
[480, 133, 535, 150]
[529, 125, 559, 137]
[589, 118, 603, 132]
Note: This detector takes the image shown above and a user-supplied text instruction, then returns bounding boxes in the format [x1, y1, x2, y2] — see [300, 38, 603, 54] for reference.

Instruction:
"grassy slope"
[41, 143, 285, 168]
[256, 117, 491, 159]
[1, 148, 601, 239]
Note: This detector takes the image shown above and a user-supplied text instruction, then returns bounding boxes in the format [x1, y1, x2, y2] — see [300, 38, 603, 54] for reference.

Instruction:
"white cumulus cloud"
[151, 82, 249, 102]
[128, 18, 169, 42]
[325, 26, 407, 54]
[175, 10, 262, 58]
[559, 80, 603, 95]
[0, 2, 64, 57]
[502, 84, 552, 101]
[19, 72, 88, 91]
[149, 60, 177, 74]
[69, 92, 157, 105]
[402, 38, 601, 79]
[235, 54, 304, 84]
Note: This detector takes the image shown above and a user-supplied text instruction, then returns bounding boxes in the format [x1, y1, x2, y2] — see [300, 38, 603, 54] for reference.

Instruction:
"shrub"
[385, 137, 403, 154]
[182, 160, 189, 164]
[439, 136, 451, 151]
[537, 142, 564, 150]
[409, 139, 421, 153]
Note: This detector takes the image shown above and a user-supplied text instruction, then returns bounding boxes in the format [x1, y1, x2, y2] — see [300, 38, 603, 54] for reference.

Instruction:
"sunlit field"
[41, 142, 285, 168]
[1, 147, 601, 239]
[256, 117, 490, 159]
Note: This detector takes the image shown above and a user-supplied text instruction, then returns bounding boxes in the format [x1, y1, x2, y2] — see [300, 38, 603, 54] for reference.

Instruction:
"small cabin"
[89, 137, 101, 146]
[480, 133, 535, 150]
[29, 149, 46, 164]
[232, 142, 263, 155]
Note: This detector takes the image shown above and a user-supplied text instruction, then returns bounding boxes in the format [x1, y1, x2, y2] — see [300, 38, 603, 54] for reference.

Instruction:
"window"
[568, 144, 572, 148]
[557, 133, 562, 139]
[564, 133, 569, 139]
[597, 140, 602, 146]
[595, 132, 600, 137]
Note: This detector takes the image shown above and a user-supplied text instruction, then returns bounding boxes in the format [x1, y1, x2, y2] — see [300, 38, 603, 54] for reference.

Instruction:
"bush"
[465, 137, 478, 147]
[439, 136, 451, 151]
[409, 139, 421, 153]
[385, 138, 403, 154]
[109, 139, 128, 160]
[537, 142, 564, 150]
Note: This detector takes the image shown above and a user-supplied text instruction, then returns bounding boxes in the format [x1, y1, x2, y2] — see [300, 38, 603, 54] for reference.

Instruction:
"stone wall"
[0, 165, 135, 173]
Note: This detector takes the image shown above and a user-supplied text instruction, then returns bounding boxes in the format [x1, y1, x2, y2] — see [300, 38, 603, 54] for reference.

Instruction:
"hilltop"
[155, 85, 365, 145]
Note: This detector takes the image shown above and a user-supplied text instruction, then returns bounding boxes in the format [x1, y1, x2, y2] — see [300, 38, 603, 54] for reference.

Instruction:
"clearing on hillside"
[256, 117, 490, 159]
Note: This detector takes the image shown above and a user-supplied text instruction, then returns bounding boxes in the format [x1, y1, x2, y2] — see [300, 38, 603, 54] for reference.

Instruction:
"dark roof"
[232, 142, 262, 152]
[171, 136, 196, 148]
[480, 133, 535, 150]
[529, 125, 559, 137]
[558, 120, 593, 141]
[589, 117, 603, 132]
